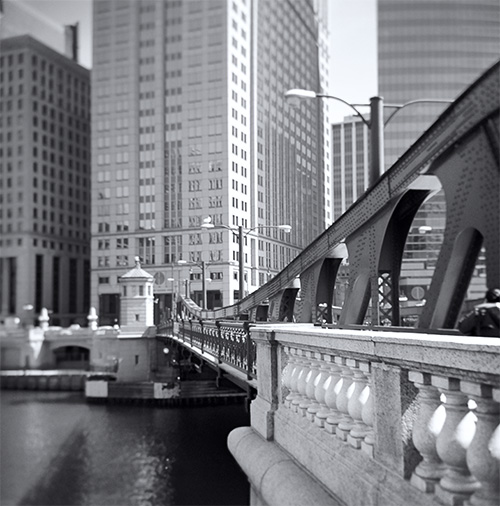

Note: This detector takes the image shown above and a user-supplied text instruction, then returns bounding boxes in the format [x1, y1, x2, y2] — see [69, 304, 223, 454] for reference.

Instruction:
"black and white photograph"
[1, 0, 499, 505]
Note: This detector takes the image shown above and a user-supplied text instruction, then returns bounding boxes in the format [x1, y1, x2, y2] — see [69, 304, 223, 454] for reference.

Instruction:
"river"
[0, 390, 250, 506]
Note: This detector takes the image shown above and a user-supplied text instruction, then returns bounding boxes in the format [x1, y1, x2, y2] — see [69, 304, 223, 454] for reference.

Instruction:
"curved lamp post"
[284, 89, 453, 187]
[201, 217, 291, 301]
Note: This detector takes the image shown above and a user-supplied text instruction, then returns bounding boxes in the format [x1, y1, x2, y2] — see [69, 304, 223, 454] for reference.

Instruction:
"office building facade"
[0, 35, 91, 326]
[91, 0, 329, 322]
[331, 116, 370, 222]
[379, 0, 500, 168]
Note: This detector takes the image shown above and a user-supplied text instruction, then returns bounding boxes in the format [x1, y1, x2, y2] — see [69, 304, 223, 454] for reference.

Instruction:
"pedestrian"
[458, 288, 500, 337]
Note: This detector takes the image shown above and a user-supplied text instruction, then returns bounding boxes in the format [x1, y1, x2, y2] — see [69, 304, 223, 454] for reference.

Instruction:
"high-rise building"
[91, 0, 329, 323]
[379, 0, 500, 168]
[331, 116, 370, 221]
[0, 35, 91, 326]
[0, 0, 79, 63]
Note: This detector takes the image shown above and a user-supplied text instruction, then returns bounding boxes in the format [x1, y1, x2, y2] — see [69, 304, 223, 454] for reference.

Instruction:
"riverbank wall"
[86, 378, 248, 406]
[0, 370, 88, 391]
[1, 371, 248, 406]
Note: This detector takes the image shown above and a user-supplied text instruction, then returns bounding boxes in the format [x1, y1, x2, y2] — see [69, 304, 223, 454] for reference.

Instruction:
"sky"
[13, 0, 377, 122]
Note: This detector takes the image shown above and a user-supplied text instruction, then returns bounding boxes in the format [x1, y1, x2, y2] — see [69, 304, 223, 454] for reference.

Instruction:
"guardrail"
[228, 323, 500, 506]
[157, 319, 257, 381]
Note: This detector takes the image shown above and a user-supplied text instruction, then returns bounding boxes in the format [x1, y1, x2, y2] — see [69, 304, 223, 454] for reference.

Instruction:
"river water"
[1, 391, 250, 506]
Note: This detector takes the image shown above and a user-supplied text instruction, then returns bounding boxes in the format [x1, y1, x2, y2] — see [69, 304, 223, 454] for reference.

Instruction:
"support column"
[249, 327, 279, 440]
[372, 363, 420, 478]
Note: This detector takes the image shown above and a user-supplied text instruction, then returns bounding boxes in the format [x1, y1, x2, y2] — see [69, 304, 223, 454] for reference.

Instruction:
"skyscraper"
[0, 0, 79, 63]
[0, 35, 91, 326]
[379, 0, 500, 168]
[331, 115, 370, 221]
[91, 0, 329, 322]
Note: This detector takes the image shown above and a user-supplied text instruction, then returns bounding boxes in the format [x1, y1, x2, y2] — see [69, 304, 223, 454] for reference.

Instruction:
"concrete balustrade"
[408, 375, 500, 506]
[315, 357, 342, 429]
[307, 355, 330, 422]
[229, 323, 500, 506]
[432, 376, 480, 505]
[463, 383, 500, 506]
[409, 372, 446, 493]
[347, 359, 371, 448]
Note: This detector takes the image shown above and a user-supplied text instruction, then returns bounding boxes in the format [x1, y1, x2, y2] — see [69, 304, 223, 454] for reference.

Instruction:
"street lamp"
[177, 259, 209, 310]
[201, 217, 292, 301]
[284, 89, 453, 187]
[167, 276, 177, 319]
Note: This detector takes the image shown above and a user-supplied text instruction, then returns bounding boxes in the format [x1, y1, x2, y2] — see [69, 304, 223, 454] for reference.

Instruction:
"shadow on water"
[18, 429, 90, 506]
[169, 405, 250, 506]
[5, 392, 249, 506]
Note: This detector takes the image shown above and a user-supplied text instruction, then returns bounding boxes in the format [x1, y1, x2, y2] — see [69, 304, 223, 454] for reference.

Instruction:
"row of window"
[0, 219, 88, 240]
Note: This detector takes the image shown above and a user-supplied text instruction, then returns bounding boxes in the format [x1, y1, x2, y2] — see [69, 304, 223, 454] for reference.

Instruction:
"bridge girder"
[177, 63, 499, 331]
[419, 115, 500, 329]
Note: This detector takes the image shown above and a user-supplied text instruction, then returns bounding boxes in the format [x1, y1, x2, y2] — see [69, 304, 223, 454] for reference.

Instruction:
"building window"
[139, 237, 155, 264]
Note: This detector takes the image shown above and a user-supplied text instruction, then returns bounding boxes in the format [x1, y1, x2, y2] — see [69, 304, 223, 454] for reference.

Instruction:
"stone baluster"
[39, 307, 50, 330]
[87, 307, 98, 330]
[315, 357, 342, 429]
[291, 352, 312, 413]
[347, 360, 371, 449]
[300, 355, 322, 419]
[307, 355, 331, 422]
[325, 357, 353, 436]
[335, 358, 356, 441]
[284, 348, 301, 409]
[433, 376, 480, 505]
[462, 382, 500, 506]
[409, 371, 446, 493]
[281, 347, 295, 395]
[361, 366, 375, 457]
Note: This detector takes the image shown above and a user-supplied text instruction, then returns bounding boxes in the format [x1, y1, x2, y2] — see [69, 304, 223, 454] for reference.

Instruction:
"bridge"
[158, 62, 500, 506]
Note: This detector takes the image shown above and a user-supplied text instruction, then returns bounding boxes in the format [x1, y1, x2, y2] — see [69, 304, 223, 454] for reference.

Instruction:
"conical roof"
[119, 257, 154, 281]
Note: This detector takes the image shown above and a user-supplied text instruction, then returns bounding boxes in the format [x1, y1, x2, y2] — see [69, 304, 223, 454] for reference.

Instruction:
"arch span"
[429, 227, 483, 329]
[53, 345, 90, 370]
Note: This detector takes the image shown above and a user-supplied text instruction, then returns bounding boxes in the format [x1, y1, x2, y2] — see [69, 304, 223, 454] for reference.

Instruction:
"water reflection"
[1, 391, 249, 506]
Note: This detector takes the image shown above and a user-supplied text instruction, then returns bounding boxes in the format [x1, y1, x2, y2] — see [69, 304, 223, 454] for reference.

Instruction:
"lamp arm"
[383, 99, 454, 126]
[316, 94, 371, 128]
[242, 225, 291, 238]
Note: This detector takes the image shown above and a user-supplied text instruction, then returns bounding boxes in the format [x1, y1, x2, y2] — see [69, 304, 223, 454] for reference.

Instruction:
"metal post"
[238, 225, 245, 301]
[369, 96, 385, 187]
[244, 321, 252, 380]
[201, 261, 207, 310]
[172, 288, 176, 320]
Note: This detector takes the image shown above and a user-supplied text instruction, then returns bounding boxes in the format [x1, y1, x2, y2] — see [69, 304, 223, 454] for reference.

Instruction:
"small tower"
[118, 257, 154, 330]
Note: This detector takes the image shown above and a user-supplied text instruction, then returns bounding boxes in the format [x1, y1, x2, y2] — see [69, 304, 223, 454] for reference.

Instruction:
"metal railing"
[157, 319, 256, 381]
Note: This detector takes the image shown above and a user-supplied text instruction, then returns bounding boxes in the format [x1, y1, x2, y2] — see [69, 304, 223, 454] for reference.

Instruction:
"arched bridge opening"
[53, 346, 90, 370]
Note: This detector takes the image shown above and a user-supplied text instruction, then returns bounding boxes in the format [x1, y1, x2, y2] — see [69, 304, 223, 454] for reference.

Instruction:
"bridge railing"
[158, 319, 257, 381]
[234, 323, 500, 506]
